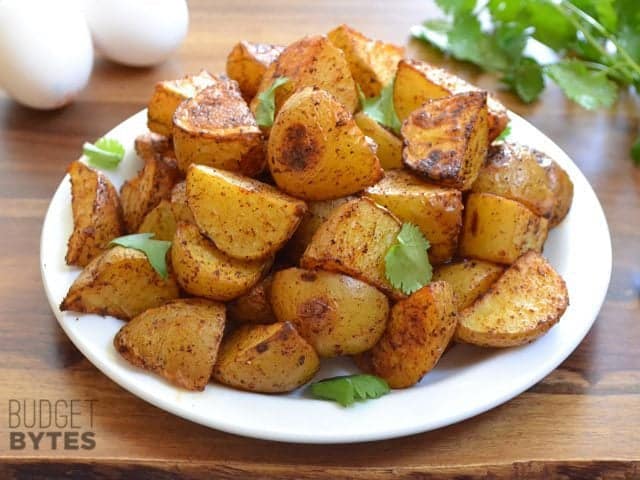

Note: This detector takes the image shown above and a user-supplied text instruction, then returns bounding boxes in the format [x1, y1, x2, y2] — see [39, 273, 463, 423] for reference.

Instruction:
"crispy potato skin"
[327, 24, 404, 98]
[186, 164, 307, 261]
[301, 198, 403, 298]
[355, 281, 457, 388]
[227, 275, 277, 324]
[134, 132, 179, 171]
[65, 161, 124, 267]
[271, 268, 389, 357]
[60, 246, 180, 320]
[268, 87, 383, 200]
[137, 199, 177, 241]
[402, 91, 489, 191]
[173, 81, 266, 177]
[354, 112, 403, 170]
[433, 260, 504, 310]
[114, 299, 226, 391]
[213, 322, 320, 393]
[393, 59, 508, 142]
[250, 35, 359, 116]
[459, 193, 549, 264]
[472, 142, 555, 219]
[169, 181, 195, 224]
[147, 70, 218, 136]
[456, 251, 568, 347]
[226, 41, 284, 101]
[365, 170, 463, 264]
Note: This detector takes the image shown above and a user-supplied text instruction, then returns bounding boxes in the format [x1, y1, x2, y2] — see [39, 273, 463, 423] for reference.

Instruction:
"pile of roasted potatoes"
[61, 25, 571, 393]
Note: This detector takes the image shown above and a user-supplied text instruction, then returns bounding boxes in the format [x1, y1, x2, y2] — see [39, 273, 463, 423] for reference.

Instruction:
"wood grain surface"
[0, 0, 639, 478]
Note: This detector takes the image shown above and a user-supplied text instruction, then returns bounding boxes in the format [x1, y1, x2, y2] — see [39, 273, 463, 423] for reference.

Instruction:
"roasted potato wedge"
[120, 153, 180, 233]
[213, 322, 320, 393]
[137, 199, 177, 242]
[60, 246, 180, 320]
[169, 181, 195, 224]
[250, 35, 359, 116]
[354, 281, 457, 388]
[271, 268, 389, 357]
[226, 41, 284, 101]
[471, 142, 555, 219]
[393, 59, 509, 142]
[301, 198, 402, 298]
[173, 81, 266, 177]
[147, 70, 218, 136]
[402, 91, 489, 190]
[65, 161, 124, 267]
[327, 24, 404, 98]
[114, 299, 225, 391]
[227, 275, 277, 324]
[365, 170, 463, 264]
[456, 251, 568, 347]
[459, 193, 549, 264]
[354, 112, 403, 170]
[268, 87, 383, 200]
[187, 164, 307, 261]
[171, 222, 270, 301]
[433, 260, 504, 310]
[134, 132, 178, 171]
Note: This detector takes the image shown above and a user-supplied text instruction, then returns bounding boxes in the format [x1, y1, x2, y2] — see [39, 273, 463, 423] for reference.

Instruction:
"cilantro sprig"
[255, 76, 289, 127]
[83, 138, 125, 170]
[411, 0, 640, 164]
[358, 82, 402, 135]
[110, 233, 171, 279]
[310, 374, 390, 407]
[385, 223, 433, 296]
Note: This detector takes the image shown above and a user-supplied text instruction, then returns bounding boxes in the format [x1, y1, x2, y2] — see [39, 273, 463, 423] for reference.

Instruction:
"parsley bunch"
[411, 0, 640, 164]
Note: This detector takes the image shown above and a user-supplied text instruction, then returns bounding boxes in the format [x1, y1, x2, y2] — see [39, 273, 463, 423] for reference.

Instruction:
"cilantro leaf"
[385, 223, 432, 295]
[546, 60, 618, 110]
[448, 13, 510, 72]
[632, 135, 640, 166]
[110, 233, 171, 279]
[310, 375, 390, 407]
[495, 123, 512, 141]
[359, 82, 402, 135]
[255, 76, 289, 127]
[83, 138, 125, 170]
[503, 57, 545, 103]
[435, 0, 476, 15]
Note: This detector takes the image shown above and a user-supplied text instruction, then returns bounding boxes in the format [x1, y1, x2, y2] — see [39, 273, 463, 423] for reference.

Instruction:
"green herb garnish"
[255, 76, 290, 127]
[495, 123, 512, 141]
[83, 137, 125, 170]
[110, 233, 171, 279]
[385, 223, 432, 296]
[310, 374, 390, 407]
[359, 81, 402, 135]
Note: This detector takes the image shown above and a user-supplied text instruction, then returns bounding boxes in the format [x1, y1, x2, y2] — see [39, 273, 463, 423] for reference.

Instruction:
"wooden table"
[1, 1, 639, 478]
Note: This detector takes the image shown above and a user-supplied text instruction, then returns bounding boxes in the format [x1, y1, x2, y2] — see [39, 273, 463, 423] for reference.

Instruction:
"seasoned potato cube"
[114, 299, 225, 391]
[432, 260, 504, 310]
[186, 164, 307, 261]
[354, 281, 457, 388]
[471, 142, 555, 219]
[301, 198, 402, 298]
[213, 322, 320, 393]
[327, 24, 404, 98]
[65, 161, 124, 267]
[147, 70, 217, 136]
[173, 81, 266, 177]
[456, 251, 568, 347]
[169, 181, 195, 224]
[268, 87, 383, 200]
[134, 132, 178, 171]
[171, 222, 270, 302]
[354, 112, 403, 169]
[120, 154, 180, 233]
[402, 91, 489, 190]
[227, 275, 277, 324]
[393, 59, 508, 142]
[459, 193, 549, 264]
[60, 246, 180, 320]
[226, 41, 284, 101]
[137, 199, 176, 242]
[365, 170, 462, 264]
[271, 268, 389, 357]
[250, 35, 359, 116]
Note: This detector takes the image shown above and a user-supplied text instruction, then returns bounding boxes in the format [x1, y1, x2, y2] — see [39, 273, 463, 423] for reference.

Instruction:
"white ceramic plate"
[40, 109, 611, 444]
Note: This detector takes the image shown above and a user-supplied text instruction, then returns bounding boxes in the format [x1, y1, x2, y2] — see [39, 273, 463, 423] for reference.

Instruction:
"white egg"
[0, 0, 93, 110]
[85, 0, 189, 67]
